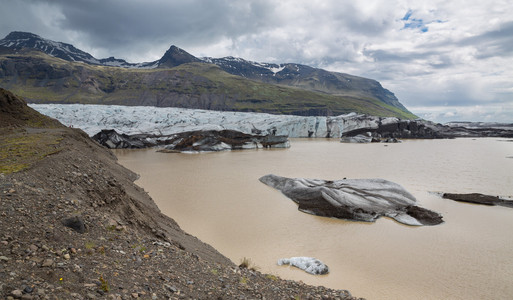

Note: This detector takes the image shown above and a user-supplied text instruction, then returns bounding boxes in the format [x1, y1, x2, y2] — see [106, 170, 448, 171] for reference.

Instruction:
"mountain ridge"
[0, 31, 416, 118]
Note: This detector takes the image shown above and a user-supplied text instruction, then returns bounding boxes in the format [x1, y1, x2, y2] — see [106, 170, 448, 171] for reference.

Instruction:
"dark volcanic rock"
[442, 193, 513, 208]
[259, 174, 443, 226]
[62, 215, 86, 233]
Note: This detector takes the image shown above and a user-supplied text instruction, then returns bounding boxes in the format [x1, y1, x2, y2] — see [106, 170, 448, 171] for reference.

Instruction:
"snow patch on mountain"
[268, 65, 285, 74]
[202, 56, 285, 75]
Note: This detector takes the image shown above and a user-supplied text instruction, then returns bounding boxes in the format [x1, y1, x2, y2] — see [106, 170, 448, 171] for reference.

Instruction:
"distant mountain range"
[0, 31, 416, 118]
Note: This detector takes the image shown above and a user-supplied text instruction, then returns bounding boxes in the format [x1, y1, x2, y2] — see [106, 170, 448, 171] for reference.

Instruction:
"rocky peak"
[3, 31, 41, 41]
[157, 45, 202, 68]
[0, 31, 99, 64]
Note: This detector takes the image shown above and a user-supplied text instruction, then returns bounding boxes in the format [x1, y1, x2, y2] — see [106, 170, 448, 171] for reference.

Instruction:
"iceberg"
[277, 257, 329, 275]
[259, 174, 444, 226]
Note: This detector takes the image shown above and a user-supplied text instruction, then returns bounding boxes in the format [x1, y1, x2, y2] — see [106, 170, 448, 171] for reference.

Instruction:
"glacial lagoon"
[115, 138, 513, 300]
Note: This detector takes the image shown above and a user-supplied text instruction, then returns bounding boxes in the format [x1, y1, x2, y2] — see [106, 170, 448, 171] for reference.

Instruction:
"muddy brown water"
[115, 138, 513, 300]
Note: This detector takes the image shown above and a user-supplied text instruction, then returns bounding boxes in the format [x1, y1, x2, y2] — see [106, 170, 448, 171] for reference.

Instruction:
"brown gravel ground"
[0, 88, 362, 300]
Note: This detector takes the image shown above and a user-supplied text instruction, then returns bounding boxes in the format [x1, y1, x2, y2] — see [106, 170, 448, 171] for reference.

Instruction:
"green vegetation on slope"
[0, 130, 63, 174]
[0, 51, 417, 119]
[0, 88, 64, 174]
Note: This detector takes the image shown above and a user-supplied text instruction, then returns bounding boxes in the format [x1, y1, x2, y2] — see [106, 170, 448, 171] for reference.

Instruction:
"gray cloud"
[55, 0, 274, 44]
[0, 0, 281, 61]
[460, 21, 513, 59]
[0, 0, 512, 122]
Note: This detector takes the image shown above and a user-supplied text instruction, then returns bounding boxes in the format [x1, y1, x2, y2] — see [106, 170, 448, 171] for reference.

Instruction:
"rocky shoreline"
[0, 89, 361, 299]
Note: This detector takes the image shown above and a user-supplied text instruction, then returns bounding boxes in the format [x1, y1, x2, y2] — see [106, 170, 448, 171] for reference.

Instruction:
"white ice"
[277, 257, 329, 275]
[29, 104, 366, 138]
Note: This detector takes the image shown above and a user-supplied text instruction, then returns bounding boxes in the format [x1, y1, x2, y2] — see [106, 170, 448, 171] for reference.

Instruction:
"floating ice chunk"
[277, 257, 329, 275]
[260, 174, 444, 226]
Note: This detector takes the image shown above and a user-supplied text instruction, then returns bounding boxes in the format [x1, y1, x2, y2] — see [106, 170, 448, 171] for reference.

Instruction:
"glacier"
[30, 104, 473, 141]
[29, 104, 367, 138]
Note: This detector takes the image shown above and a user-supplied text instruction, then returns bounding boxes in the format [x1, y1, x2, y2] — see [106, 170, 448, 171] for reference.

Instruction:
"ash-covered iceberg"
[277, 257, 329, 275]
[259, 174, 443, 226]
[92, 129, 289, 151]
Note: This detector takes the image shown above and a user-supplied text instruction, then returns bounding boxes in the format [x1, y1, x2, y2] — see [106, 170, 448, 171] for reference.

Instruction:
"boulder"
[259, 174, 443, 226]
[62, 215, 86, 233]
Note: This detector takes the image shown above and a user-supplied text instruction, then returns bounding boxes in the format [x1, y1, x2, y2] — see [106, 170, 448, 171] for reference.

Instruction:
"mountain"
[0, 31, 157, 69]
[157, 45, 202, 68]
[204, 57, 408, 111]
[0, 32, 198, 69]
[0, 31, 417, 119]
[0, 31, 100, 64]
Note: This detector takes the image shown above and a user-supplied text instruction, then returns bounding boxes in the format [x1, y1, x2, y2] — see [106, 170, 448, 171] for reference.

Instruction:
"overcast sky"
[1, 0, 512, 123]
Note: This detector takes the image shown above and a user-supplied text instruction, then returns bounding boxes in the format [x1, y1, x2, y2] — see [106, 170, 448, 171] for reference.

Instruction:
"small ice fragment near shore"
[277, 257, 329, 275]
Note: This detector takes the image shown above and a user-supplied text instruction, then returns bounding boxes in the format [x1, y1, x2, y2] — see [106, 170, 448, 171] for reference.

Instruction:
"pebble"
[11, 289, 23, 298]
[165, 284, 177, 293]
[41, 259, 53, 267]
[63, 254, 71, 260]
[0, 255, 10, 262]
[108, 219, 118, 227]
